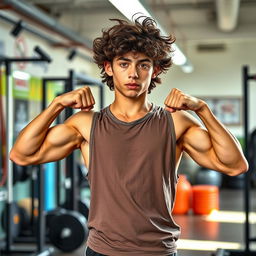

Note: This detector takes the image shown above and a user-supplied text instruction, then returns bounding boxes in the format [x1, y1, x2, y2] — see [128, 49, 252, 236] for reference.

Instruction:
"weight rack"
[42, 70, 104, 212]
[0, 47, 54, 256]
[214, 66, 256, 255]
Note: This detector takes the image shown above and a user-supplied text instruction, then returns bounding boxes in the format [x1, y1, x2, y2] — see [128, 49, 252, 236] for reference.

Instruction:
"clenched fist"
[164, 88, 205, 113]
[56, 86, 95, 111]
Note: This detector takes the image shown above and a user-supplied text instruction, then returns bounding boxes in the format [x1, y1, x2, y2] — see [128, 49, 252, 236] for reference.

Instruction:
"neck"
[110, 94, 151, 118]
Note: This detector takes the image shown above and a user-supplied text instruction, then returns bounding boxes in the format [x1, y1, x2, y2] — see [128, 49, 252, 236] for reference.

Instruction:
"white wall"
[0, 22, 96, 76]
[0, 19, 105, 110]
[2, 17, 256, 136]
[147, 40, 256, 136]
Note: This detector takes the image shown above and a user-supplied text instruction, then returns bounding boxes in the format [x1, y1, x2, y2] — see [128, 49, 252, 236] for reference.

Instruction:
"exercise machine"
[214, 66, 256, 255]
[0, 46, 53, 256]
[41, 70, 104, 252]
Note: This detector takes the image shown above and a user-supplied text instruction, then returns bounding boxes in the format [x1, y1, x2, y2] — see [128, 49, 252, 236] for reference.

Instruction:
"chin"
[125, 94, 139, 99]
[126, 91, 142, 97]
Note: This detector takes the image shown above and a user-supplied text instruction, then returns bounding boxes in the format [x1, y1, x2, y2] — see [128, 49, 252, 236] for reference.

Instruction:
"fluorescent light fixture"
[181, 61, 194, 73]
[171, 44, 187, 66]
[13, 71, 31, 80]
[109, 0, 151, 21]
[177, 239, 242, 251]
[108, 0, 193, 72]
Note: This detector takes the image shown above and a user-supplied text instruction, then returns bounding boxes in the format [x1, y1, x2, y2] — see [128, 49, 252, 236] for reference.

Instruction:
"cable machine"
[0, 47, 53, 256]
[42, 69, 104, 209]
[215, 66, 256, 256]
[41, 70, 104, 252]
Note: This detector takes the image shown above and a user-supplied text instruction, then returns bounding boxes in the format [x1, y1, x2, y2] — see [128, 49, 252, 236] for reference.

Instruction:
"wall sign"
[13, 35, 28, 70]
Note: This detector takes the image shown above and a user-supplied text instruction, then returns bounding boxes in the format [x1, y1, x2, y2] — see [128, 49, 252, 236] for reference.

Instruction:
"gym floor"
[53, 188, 255, 256]
[2, 188, 255, 256]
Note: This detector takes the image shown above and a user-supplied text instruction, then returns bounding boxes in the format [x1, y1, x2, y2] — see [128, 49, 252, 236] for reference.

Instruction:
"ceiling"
[1, 0, 256, 55]
[25, 0, 256, 40]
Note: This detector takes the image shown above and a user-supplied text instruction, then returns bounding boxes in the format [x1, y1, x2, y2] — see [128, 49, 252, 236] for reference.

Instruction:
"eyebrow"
[116, 57, 152, 63]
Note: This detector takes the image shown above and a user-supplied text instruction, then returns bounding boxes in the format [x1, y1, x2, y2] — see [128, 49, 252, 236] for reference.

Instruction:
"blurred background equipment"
[0, 0, 256, 255]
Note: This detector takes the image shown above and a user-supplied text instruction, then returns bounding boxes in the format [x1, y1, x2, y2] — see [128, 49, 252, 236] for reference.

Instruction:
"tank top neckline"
[106, 103, 155, 125]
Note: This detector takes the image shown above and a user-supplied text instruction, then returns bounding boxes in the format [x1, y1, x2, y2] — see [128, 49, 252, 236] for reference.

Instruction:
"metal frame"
[42, 70, 104, 212]
[0, 13, 93, 62]
[0, 54, 53, 256]
[214, 66, 256, 256]
[1, 0, 92, 49]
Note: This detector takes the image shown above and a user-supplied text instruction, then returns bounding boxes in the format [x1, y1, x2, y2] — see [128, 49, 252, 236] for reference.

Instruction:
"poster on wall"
[14, 72, 29, 92]
[14, 36, 28, 70]
[199, 97, 242, 126]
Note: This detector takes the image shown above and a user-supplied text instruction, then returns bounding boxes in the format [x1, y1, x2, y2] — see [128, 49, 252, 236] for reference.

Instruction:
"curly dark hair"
[93, 16, 175, 94]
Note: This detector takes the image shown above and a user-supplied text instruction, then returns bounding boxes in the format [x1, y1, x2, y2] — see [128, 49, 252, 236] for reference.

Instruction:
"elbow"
[10, 150, 32, 166]
[226, 159, 249, 177]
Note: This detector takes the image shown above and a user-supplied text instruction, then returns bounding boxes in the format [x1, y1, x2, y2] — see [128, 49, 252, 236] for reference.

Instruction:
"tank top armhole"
[165, 110, 178, 183]
[88, 111, 100, 176]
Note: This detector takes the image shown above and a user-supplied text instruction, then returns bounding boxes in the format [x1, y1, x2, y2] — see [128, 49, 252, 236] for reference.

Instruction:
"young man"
[11, 17, 248, 256]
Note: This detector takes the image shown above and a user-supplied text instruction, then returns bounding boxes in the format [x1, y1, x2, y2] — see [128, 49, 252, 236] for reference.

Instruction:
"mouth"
[126, 83, 140, 90]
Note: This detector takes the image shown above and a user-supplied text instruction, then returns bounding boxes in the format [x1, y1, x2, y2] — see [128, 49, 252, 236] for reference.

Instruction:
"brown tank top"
[86, 104, 180, 256]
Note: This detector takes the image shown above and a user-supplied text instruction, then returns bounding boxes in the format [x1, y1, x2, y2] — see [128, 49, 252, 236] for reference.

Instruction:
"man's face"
[104, 51, 158, 98]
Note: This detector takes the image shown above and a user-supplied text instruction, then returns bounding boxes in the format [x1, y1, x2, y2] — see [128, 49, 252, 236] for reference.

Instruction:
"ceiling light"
[172, 44, 187, 66]
[181, 61, 194, 73]
[67, 49, 77, 61]
[108, 0, 193, 72]
[34, 46, 52, 62]
[10, 20, 23, 37]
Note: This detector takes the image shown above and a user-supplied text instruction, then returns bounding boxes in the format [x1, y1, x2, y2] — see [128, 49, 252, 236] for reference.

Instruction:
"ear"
[104, 61, 113, 76]
[152, 66, 160, 79]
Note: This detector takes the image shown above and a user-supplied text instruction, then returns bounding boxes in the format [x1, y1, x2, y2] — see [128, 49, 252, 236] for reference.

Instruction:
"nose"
[128, 65, 138, 79]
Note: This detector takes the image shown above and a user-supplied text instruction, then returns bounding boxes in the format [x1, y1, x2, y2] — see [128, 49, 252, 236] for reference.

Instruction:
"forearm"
[196, 104, 246, 168]
[11, 98, 64, 158]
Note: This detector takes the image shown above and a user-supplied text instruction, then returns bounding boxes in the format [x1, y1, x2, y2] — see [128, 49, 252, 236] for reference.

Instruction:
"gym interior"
[0, 0, 256, 255]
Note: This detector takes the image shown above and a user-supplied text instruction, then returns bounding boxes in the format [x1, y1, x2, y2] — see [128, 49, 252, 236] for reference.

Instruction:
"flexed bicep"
[10, 88, 94, 166]
[12, 123, 83, 166]
[171, 93, 248, 175]
[34, 124, 84, 164]
[173, 110, 222, 172]
[182, 126, 220, 169]
[181, 122, 243, 174]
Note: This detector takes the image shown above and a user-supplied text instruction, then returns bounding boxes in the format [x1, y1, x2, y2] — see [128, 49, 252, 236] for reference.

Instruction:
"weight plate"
[46, 207, 66, 228]
[48, 210, 88, 252]
[79, 200, 89, 220]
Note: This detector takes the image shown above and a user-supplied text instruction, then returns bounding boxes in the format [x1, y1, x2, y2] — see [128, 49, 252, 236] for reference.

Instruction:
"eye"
[139, 63, 151, 70]
[119, 62, 129, 68]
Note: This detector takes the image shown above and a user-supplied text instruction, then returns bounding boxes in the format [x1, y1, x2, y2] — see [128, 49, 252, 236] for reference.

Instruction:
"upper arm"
[182, 125, 220, 170]
[173, 111, 220, 171]
[31, 123, 83, 164]
[25, 111, 94, 165]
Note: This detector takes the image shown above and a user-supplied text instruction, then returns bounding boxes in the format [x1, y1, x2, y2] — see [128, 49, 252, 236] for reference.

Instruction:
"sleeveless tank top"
[86, 104, 180, 256]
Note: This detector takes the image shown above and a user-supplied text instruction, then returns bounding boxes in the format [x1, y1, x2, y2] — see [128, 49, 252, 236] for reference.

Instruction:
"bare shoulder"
[170, 110, 203, 141]
[64, 110, 95, 142]
[65, 110, 95, 124]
